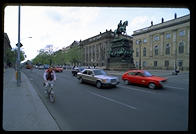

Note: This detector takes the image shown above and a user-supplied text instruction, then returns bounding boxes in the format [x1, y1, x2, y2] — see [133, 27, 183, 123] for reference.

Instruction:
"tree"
[32, 44, 82, 66]
[32, 45, 54, 65]
[5, 48, 25, 67]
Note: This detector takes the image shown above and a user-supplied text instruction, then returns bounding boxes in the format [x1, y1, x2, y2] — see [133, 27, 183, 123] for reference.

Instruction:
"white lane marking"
[118, 84, 159, 95]
[88, 91, 136, 110]
[164, 85, 187, 90]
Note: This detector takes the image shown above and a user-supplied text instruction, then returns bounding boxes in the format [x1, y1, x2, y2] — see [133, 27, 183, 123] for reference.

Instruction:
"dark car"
[72, 67, 85, 76]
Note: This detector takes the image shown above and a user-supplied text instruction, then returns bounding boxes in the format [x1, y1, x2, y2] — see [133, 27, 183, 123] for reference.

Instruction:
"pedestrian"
[175, 66, 180, 75]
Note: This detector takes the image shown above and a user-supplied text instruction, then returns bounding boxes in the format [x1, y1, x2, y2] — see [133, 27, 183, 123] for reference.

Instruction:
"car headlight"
[102, 79, 110, 83]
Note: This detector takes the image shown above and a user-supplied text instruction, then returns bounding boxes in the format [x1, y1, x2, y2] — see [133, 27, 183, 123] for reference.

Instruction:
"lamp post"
[139, 40, 142, 70]
[16, 5, 21, 87]
[16, 4, 32, 86]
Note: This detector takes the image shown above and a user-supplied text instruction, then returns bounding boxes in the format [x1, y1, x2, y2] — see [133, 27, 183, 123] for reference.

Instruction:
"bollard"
[16, 71, 18, 80]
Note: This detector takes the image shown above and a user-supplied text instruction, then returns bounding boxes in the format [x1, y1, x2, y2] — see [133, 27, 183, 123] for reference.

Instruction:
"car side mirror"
[92, 74, 94, 77]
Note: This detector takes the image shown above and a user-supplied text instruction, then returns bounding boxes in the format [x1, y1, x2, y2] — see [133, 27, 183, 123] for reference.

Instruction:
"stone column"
[172, 30, 177, 70]
[160, 33, 164, 56]
[149, 35, 153, 57]
[187, 28, 190, 54]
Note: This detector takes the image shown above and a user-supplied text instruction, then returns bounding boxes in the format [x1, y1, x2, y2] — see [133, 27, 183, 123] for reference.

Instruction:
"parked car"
[44, 64, 50, 69]
[53, 66, 63, 72]
[72, 67, 85, 76]
[77, 69, 119, 88]
[38, 65, 44, 70]
[122, 70, 167, 89]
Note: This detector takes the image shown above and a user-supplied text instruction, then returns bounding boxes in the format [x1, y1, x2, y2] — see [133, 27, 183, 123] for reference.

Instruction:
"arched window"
[154, 45, 158, 56]
[165, 44, 170, 55]
[143, 47, 146, 56]
[179, 41, 184, 54]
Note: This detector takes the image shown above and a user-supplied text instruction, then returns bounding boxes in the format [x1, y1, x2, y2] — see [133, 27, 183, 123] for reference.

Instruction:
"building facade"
[80, 30, 133, 68]
[132, 14, 190, 71]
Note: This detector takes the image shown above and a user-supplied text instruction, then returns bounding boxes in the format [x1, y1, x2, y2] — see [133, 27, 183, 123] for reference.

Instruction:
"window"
[165, 60, 169, 67]
[179, 42, 184, 54]
[135, 72, 144, 76]
[83, 70, 88, 74]
[135, 61, 139, 68]
[165, 44, 170, 55]
[143, 61, 146, 67]
[153, 35, 159, 41]
[154, 45, 159, 56]
[136, 48, 139, 57]
[94, 70, 106, 75]
[143, 47, 146, 56]
[154, 61, 157, 67]
[128, 72, 136, 75]
[178, 60, 183, 67]
[87, 71, 93, 75]
[166, 33, 171, 39]
[143, 71, 152, 77]
[179, 30, 185, 36]
[143, 38, 147, 43]
[136, 40, 140, 45]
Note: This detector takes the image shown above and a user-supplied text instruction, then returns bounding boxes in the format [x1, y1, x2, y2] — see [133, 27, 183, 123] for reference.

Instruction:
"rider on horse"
[115, 20, 128, 36]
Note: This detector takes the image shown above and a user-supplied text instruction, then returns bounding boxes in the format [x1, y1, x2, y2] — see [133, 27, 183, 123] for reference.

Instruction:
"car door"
[81, 70, 88, 82]
[88, 70, 97, 84]
[127, 72, 137, 83]
[135, 72, 147, 85]
[85, 70, 93, 84]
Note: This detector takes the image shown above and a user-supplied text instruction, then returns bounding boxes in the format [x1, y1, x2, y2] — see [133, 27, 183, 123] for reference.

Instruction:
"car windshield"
[93, 70, 107, 75]
[143, 71, 152, 77]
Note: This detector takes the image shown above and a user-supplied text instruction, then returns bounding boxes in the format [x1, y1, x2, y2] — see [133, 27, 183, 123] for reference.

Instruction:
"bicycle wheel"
[49, 90, 55, 103]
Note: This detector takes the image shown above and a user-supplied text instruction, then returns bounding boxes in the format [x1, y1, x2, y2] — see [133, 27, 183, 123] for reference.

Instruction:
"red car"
[122, 70, 167, 89]
[53, 67, 63, 72]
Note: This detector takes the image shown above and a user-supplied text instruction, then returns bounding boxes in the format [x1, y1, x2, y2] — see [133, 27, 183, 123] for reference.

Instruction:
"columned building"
[132, 14, 190, 71]
[80, 30, 133, 68]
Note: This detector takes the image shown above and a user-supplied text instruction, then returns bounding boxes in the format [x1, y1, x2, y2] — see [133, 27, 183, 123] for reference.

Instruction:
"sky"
[4, 6, 190, 62]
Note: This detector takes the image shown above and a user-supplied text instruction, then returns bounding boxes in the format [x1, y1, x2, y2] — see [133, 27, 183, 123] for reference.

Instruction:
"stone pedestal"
[107, 37, 135, 71]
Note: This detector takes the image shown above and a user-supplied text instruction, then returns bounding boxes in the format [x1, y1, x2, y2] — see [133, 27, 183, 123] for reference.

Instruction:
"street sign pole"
[17, 5, 21, 87]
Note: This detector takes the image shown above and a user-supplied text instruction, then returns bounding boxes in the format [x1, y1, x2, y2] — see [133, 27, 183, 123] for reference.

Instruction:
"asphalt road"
[22, 68, 189, 131]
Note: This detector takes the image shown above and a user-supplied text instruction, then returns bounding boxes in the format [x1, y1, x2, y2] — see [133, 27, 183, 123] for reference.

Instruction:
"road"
[22, 68, 189, 131]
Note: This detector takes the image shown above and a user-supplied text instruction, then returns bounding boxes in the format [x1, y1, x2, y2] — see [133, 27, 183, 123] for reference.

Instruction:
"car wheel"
[96, 81, 102, 89]
[124, 80, 130, 85]
[79, 77, 83, 84]
[148, 83, 156, 89]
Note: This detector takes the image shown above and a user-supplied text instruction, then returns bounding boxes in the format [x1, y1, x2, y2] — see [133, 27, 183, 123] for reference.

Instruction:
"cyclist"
[43, 67, 56, 94]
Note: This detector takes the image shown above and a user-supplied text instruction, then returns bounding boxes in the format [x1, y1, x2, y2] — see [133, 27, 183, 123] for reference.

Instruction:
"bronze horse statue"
[114, 20, 128, 36]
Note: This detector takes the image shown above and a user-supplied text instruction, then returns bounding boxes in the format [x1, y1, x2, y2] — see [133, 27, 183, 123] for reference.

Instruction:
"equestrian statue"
[114, 20, 128, 36]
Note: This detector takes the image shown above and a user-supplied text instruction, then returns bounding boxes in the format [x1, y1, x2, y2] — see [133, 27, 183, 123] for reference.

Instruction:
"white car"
[77, 69, 119, 88]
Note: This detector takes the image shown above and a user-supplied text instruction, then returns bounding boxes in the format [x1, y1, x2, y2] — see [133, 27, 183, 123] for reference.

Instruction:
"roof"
[132, 14, 190, 36]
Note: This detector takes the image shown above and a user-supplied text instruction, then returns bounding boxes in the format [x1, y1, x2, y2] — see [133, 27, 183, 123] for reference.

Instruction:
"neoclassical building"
[79, 30, 133, 68]
[132, 14, 190, 71]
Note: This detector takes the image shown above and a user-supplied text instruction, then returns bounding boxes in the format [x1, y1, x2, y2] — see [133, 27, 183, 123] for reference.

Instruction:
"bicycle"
[44, 81, 55, 103]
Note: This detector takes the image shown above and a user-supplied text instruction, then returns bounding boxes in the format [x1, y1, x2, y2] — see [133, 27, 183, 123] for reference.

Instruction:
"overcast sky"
[4, 6, 190, 62]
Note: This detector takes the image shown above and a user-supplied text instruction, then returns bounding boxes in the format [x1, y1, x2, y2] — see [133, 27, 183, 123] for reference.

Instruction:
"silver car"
[77, 69, 119, 88]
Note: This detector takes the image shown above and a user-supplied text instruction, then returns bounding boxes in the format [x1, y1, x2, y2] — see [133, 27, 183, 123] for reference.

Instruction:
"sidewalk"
[3, 68, 60, 131]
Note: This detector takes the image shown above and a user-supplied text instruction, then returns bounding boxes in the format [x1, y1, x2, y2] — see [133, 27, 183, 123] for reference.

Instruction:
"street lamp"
[16, 5, 32, 86]
[16, 36, 32, 86]
[16, 5, 21, 87]
[139, 40, 142, 70]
